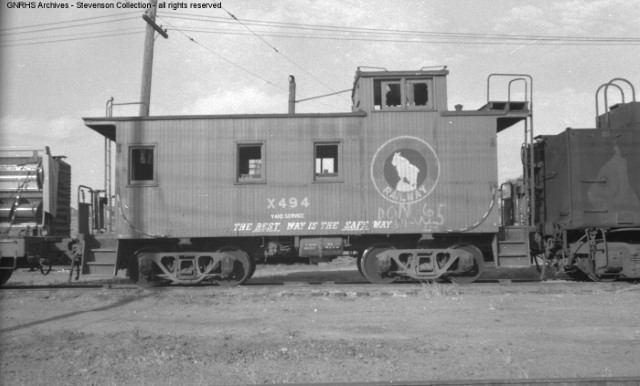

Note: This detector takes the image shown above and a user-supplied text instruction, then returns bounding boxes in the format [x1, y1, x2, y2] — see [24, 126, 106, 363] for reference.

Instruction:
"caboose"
[79, 68, 639, 286]
[81, 67, 537, 286]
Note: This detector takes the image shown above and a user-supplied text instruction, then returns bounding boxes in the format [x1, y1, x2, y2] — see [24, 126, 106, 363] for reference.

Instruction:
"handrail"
[508, 78, 528, 107]
[487, 73, 534, 226]
[595, 78, 636, 129]
[106, 97, 148, 118]
[487, 73, 533, 111]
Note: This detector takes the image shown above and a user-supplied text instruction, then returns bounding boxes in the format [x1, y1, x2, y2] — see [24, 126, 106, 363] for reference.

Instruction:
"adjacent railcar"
[83, 68, 532, 285]
[0, 147, 71, 284]
[529, 79, 640, 281]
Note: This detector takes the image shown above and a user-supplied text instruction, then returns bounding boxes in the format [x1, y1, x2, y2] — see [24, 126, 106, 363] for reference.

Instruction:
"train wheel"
[448, 244, 484, 284]
[39, 258, 53, 275]
[0, 269, 12, 285]
[359, 244, 397, 284]
[587, 272, 617, 282]
[216, 246, 255, 286]
[128, 247, 163, 288]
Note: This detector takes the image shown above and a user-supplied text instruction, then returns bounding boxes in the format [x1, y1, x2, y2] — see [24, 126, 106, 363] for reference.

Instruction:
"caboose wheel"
[0, 269, 12, 286]
[586, 272, 617, 282]
[360, 244, 397, 284]
[215, 246, 255, 286]
[39, 257, 53, 275]
[448, 244, 484, 284]
[128, 247, 163, 287]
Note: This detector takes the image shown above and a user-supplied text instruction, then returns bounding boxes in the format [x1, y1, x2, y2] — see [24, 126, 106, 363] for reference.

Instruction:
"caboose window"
[314, 142, 341, 181]
[128, 145, 157, 186]
[406, 80, 430, 107]
[374, 78, 433, 110]
[237, 143, 264, 183]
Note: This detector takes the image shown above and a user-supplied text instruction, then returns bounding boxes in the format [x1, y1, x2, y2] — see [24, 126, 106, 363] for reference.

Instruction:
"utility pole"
[139, 0, 168, 117]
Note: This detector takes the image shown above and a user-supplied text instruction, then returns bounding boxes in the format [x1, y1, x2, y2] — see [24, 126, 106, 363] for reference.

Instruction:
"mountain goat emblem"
[391, 152, 419, 192]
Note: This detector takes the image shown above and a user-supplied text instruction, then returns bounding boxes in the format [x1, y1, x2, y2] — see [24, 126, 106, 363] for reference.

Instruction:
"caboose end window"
[128, 145, 157, 186]
[237, 143, 264, 183]
[406, 80, 431, 107]
[373, 78, 433, 110]
[314, 142, 341, 181]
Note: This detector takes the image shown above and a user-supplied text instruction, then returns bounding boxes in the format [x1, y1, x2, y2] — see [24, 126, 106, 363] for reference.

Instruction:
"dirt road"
[1, 265, 640, 385]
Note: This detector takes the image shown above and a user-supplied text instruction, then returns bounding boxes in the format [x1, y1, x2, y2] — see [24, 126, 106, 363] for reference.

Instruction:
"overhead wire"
[161, 13, 640, 45]
[0, 10, 141, 32]
[156, 15, 283, 91]
[156, 15, 345, 110]
[0, 30, 144, 47]
[164, 26, 640, 46]
[0, 28, 144, 47]
[220, 7, 351, 103]
[0, 15, 141, 37]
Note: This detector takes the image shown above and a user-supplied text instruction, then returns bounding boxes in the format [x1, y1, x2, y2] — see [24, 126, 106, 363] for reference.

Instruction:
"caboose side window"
[237, 143, 264, 183]
[128, 145, 157, 186]
[314, 142, 341, 181]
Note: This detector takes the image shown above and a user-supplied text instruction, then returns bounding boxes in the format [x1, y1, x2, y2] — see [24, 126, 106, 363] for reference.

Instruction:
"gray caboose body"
[81, 68, 534, 285]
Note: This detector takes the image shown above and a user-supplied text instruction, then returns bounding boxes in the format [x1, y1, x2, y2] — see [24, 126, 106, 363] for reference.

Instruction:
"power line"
[166, 26, 640, 46]
[0, 30, 143, 47]
[169, 28, 640, 46]
[220, 7, 349, 102]
[157, 16, 345, 110]
[0, 15, 140, 37]
[0, 27, 144, 45]
[160, 13, 640, 45]
[157, 16, 283, 91]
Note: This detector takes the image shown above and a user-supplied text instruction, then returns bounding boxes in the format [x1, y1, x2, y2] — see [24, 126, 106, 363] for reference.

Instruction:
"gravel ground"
[1, 263, 640, 385]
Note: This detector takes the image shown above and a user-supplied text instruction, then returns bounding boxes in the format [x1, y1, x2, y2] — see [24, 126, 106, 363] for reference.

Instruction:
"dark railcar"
[529, 79, 640, 281]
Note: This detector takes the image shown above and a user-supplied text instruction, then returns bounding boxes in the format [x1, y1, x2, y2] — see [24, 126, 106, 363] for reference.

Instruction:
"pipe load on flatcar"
[0, 147, 71, 285]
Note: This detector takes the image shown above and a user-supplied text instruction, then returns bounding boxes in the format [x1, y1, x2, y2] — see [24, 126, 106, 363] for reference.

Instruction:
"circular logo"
[371, 136, 440, 204]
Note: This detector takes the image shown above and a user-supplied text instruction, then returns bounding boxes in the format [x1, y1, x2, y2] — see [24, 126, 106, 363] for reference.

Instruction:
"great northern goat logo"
[371, 136, 440, 204]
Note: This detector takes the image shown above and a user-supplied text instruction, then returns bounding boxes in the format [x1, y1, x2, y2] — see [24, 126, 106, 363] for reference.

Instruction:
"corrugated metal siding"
[365, 112, 499, 235]
[116, 116, 368, 238]
[113, 109, 500, 239]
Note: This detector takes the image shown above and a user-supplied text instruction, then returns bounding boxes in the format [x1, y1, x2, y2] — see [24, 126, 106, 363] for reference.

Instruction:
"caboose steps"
[496, 226, 533, 268]
[80, 236, 118, 277]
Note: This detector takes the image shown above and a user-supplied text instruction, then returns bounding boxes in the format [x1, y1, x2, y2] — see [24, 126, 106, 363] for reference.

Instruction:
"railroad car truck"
[81, 67, 538, 286]
[0, 147, 71, 284]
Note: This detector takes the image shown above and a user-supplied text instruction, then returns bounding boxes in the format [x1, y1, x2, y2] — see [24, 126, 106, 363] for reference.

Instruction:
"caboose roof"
[353, 67, 449, 79]
[83, 111, 368, 141]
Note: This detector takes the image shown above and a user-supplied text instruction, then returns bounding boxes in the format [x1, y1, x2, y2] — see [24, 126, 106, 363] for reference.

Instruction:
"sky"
[1, 0, 639, 206]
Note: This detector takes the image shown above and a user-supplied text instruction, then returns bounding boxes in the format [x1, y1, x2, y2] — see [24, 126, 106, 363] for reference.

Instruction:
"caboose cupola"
[351, 67, 449, 112]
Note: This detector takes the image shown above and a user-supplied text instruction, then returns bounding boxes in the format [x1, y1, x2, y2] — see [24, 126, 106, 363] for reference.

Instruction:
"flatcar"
[0, 147, 72, 285]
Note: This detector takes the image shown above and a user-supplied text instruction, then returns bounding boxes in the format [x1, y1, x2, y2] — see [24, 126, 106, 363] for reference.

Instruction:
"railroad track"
[299, 377, 640, 385]
[1, 279, 637, 299]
